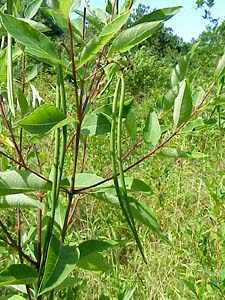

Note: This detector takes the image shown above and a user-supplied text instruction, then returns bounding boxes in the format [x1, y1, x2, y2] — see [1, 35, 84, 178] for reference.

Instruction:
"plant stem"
[0, 220, 37, 267]
[61, 17, 82, 241]
[0, 97, 25, 166]
[61, 122, 81, 241]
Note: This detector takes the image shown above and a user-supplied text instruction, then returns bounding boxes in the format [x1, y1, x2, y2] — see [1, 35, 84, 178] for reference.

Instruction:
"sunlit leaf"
[125, 109, 137, 140]
[0, 13, 61, 65]
[79, 11, 130, 67]
[18, 104, 66, 134]
[24, 0, 43, 19]
[81, 112, 111, 136]
[135, 6, 182, 24]
[109, 21, 160, 55]
[0, 194, 44, 209]
[143, 111, 161, 146]
[0, 170, 51, 195]
[173, 79, 193, 127]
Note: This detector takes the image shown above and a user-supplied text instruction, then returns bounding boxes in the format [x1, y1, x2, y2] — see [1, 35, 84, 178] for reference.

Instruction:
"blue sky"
[91, 0, 225, 41]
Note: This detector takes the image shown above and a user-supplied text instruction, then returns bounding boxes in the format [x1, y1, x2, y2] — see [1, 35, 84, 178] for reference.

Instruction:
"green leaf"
[0, 194, 44, 209]
[128, 196, 162, 234]
[109, 21, 160, 55]
[17, 88, 29, 116]
[74, 173, 105, 189]
[18, 104, 66, 134]
[59, 0, 81, 18]
[81, 112, 111, 136]
[24, 0, 43, 19]
[118, 287, 136, 300]
[0, 13, 60, 65]
[215, 51, 225, 79]
[19, 19, 50, 33]
[78, 253, 111, 272]
[124, 178, 153, 195]
[0, 170, 51, 195]
[79, 11, 130, 67]
[8, 296, 26, 300]
[143, 111, 161, 146]
[0, 264, 37, 287]
[39, 236, 79, 295]
[158, 148, 207, 159]
[173, 79, 193, 127]
[79, 240, 120, 256]
[92, 190, 161, 234]
[125, 109, 137, 140]
[135, 6, 182, 24]
[77, 240, 118, 272]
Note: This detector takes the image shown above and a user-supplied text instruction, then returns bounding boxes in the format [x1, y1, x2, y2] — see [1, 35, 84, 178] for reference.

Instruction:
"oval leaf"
[81, 112, 111, 136]
[59, 0, 81, 18]
[143, 111, 161, 146]
[0, 194, 44, 209]
[173, 79, 193, 127]
[109, 21, 160, 55]
[0, 13, 60, 65]
[79, 11, 130, 67]
[0, 264, 37, 287]
[125, 109, 137, 140]
[24, 0, 43, 19]
[18, 104, 66, 134]
[92, 189, 162, 235]
[135, 6, 182, 24]
[77, 240, 118, 272]
[0, 170, 51, 195]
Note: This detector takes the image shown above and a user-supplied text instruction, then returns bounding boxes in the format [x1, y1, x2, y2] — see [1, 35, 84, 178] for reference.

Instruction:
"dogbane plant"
[0, 0, 223, 298]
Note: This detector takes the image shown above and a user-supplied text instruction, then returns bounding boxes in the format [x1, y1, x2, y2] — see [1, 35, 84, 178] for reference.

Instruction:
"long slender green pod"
[111, 75, 147, 263]
[7, 0, 15, 116]
[56, 61, 67, 196]
[117, 74, 147, 262]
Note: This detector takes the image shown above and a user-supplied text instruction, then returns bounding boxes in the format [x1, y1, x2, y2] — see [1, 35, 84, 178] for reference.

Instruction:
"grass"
[57, 107, 225, 299]
[1, 69, 224, 299]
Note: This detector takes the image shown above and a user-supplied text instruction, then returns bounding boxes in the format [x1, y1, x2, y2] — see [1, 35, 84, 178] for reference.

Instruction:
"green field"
[0, 0, 225, 299]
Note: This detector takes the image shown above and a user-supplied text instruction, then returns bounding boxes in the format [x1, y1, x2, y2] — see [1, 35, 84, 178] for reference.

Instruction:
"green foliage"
[143, 111, 161, 146]
[39, 236, 79, 295]
[134, 6, 182, 24]
[109, 21, 160, 55]
[0, 264, 37, 287]
[0, 13, 61, 64]
[0, 170, 50, 195]
[79, 11, 130, 67]
[18, 104, 66, 134]
[173, 79, 193, 127]
[0, 194, 44, 209]
[0, 0, 223, 299]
